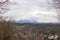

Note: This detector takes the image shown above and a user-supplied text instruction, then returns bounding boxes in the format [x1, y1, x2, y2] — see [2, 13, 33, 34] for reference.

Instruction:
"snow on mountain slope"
[14, 12, 58, 23]
[16, 19, 38, 23]
[10, 13, 58, 23]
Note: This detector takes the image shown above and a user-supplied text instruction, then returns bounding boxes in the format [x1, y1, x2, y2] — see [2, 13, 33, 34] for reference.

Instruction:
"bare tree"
[0, 0, 15, 14]
[0, 0, 21, 40]
[0, 0, 16, 21]
[47, 0, 60, 21]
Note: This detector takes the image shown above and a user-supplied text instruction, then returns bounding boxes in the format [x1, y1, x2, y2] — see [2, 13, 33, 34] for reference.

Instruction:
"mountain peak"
[15, 19, 39, 23]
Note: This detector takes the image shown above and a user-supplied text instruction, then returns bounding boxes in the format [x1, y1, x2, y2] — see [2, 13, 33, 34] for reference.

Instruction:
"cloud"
[3, 0, 58, 22]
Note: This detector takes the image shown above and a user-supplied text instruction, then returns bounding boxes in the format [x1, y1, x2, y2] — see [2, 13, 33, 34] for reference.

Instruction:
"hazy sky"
[3, 0, 58, 22]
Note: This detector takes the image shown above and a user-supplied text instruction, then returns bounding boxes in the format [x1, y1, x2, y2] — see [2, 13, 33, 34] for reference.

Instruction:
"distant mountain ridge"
[5, 13, 59, 23]
[11, 19, 39, 23]
[10, 19, 60, 24]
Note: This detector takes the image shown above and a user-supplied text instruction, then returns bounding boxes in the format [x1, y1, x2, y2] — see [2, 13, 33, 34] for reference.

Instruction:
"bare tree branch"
[47, 0, 60, 21]
[0, 0, 16, 21]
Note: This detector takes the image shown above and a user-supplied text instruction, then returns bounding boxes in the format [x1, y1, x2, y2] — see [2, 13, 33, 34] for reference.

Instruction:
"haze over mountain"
[10, 13, 59, 23]
[3, 0, 58, 22]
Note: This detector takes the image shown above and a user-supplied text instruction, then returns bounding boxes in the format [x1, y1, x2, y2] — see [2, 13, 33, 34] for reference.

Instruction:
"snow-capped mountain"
[10, 19, 60, 24]
[10, 13, 59, 23]
[11, 18, 39, 23]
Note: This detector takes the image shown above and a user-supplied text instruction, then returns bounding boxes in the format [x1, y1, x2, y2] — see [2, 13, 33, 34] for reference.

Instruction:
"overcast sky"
[3, 0, 58, 22]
